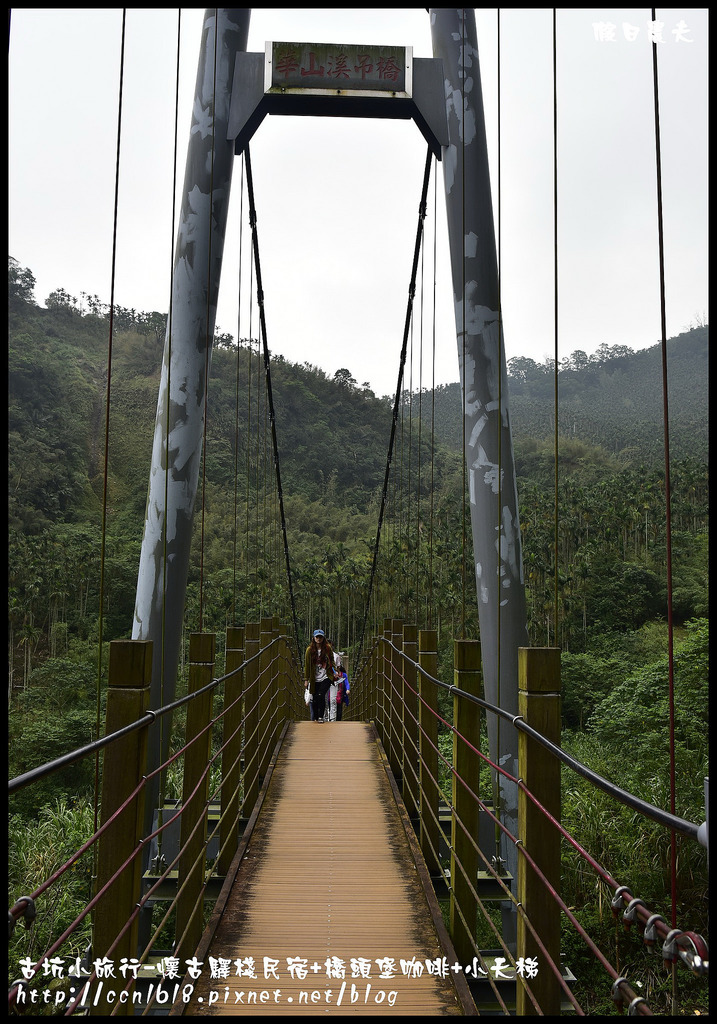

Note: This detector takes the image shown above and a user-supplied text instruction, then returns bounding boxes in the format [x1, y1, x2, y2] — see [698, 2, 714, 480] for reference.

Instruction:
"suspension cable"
[356, 146, 434, 660]
[93, 2, 126, 862]
[552, 8, 560, 644]
[650, 1, 678, 947]
[243, 146, 302, 661]
[429, 167, 437, 629]
[416, 204, 425, 625]
[198, 9, 219, 633]
[232, 156, 245, 621]
[460, 7, 467, 639]
[493, 3, 504, 867]
[157, 2, 183, 870]
[245, 257, 254, 615]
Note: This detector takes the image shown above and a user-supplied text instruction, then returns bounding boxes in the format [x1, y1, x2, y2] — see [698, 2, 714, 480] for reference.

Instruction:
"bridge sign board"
[228, 41, 445, 158]
[266, 41, 412, 98]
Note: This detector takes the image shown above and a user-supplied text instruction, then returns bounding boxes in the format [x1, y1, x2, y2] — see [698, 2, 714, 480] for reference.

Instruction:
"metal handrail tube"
[8, 643, 275, 795]
[379, 639, 702, 841]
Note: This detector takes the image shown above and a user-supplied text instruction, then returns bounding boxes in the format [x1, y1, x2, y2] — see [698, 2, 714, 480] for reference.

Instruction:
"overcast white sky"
[8, 9, 708, 399]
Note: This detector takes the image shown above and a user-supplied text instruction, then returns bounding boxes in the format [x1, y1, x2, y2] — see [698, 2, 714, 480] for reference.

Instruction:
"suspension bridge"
[8, 9, 708, 1017]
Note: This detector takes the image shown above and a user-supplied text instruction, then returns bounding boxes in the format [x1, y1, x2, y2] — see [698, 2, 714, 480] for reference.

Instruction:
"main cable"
[243, 146, 302, 663]
[356, 146, 434, 663]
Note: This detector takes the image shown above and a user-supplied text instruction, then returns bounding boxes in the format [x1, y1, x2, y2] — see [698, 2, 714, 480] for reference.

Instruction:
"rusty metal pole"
[175, 632, 216, 967]
[450, 638, 482, 967]
[403, 622, 420, 823]
[377, 618, 392, 748]
[132, 10, 250, 837]
[258, 617, 274, 782]
[243, 621, 261, 817]
[517, 647, 562, 1015]
[220, 625, 244, 875]
[418, 628, 441, 877]
[429, 10, 529, 937]
[389, 618, 404, 782]
[93, 640, 152, 1014]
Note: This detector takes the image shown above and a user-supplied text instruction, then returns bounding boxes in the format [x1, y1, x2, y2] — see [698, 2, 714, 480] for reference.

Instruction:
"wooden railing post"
[377, 618, 392, 745]
[367, 638, 377, 723]
[367, 632, 381, 725]
[175, 632, 216, 967]
[270, 616, 282, 736]
[450, 638, 482, 967]
[418, 628, 441, 876]
[403, 623, 419, 823]
[93, 640, 152, 1014]
[517, 648, 562, 1016]
[276, 622, 292, 722]
[220, 626, 244, 876]
[388, 618, 404, 781]
[243, 622, 261, 817]
[259, 617, 274, 780]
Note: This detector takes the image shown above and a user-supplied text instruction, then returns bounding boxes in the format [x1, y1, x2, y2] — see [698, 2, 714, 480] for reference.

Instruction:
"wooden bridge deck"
[178, 721, 474, 1016]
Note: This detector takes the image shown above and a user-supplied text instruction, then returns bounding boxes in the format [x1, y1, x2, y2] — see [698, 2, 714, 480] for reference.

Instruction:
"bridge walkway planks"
[177, 721, 475, 1016]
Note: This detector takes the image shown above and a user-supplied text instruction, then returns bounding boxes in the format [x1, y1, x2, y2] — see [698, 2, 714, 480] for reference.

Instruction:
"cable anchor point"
[623, 897, 647, 932]
[643, 913, 666, 948]
[610, 884, 630, 917]
[611, 976, 629, 1012]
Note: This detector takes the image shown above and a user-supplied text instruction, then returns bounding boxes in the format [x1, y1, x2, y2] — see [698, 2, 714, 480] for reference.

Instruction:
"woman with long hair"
[303, 628, 336, 724]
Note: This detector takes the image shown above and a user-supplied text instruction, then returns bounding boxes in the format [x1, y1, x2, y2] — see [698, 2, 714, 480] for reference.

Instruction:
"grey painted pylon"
[131, 11, 530, 929]
[430, 8, 529, 942]
[132, 10, 250, 835]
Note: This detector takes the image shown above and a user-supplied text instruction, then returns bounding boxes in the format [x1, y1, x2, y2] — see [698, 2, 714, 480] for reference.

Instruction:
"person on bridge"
[327, 651, 341, 722]
[304, 629, 336, 723]
[332, 653, 349, 722]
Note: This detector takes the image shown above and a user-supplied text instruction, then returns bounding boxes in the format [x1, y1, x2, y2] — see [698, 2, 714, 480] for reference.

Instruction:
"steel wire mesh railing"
[352, 628, 708, 1015]
[8, 624, 303, 1015]
[9, 623, 708, 1015]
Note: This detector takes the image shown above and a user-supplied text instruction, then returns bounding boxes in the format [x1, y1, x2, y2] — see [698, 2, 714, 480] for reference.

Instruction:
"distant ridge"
[420, 327, 708, 465]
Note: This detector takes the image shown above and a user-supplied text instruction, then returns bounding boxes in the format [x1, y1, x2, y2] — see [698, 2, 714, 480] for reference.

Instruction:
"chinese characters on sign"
[13, 952, 540, 1011]
[269, 42, 409, 95]
[592, 19, 694, 43]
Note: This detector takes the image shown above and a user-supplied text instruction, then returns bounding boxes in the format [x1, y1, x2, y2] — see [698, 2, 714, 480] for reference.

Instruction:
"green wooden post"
[219, 626, 244, 876]
[388, 618, 404, 781]
[418, 629, 441, 876]
[517, 648, 562, 1016]
[175, 632, 216, 967]
[367, 632, 380, 725]
[377, 618, 392, 745]
[243, 622, 261, 816]
[403, 623, 419, 822]
[259, 617, 274, 780]
[369, 637, 377, 723]
[270, 616, 282, 736]
[93, 640, 152, 1015]
[450, 638, 482, 968]
[276, 623, 290, 722]
[285, 622, 297, 722]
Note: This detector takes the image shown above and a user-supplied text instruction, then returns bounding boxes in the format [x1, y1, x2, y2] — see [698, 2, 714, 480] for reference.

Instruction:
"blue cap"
[312, 629, 325, 638]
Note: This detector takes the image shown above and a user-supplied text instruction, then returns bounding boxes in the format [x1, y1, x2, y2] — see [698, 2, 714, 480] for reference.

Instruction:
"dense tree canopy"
[7, 258, 709, 1014]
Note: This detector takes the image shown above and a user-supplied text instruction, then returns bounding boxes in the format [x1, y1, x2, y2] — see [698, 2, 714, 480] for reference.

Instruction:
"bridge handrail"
[359, 633, 708, 1010]
[8, 630, 302, 1012]
[377, 638, 705, 844]
[7, 638, 286, 796]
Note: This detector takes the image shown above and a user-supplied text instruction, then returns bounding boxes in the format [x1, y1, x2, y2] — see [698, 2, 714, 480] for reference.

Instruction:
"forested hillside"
[426, 327, 709, 464]
[9, 258, 708, 665]
[8, 259, 709, 1013]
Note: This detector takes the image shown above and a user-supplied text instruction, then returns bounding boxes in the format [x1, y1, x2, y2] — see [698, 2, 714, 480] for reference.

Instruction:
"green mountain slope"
[423, 328, 708, 464]
[8, 261, 709, 667]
